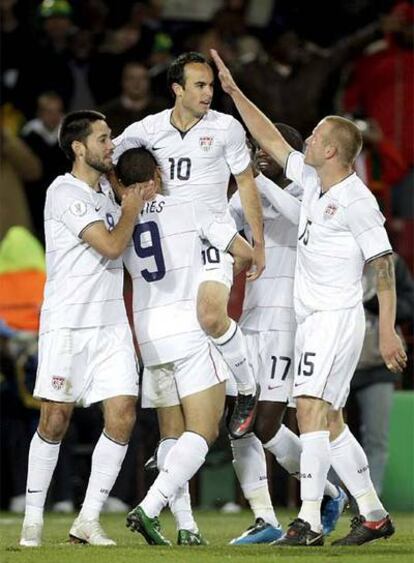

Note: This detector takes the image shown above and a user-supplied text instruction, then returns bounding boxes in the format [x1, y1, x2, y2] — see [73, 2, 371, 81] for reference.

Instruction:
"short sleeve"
[112, 119, 150, 164]
[193, 202, 237, 251]
[285, 151, 319, 191]
[55, 184, 103, 238]
[228, 192, 245, 231]
[223, 118, 251, 176]
[346, 197, 392, 261]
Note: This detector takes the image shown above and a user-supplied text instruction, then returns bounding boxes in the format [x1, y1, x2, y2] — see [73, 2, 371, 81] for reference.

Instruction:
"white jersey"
[123, 194, 237, 366]
[113, 109, 250, 216]
[229, 173, 302, 332]
[286, 151, 392, 320]
[40, 173, 126, 333]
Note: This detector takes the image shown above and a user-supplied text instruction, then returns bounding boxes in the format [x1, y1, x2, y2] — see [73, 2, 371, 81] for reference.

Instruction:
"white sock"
[79, 431, 128, 521]
[210, 320, 255, 395]
[140, 432, 208, 518]
[298, 431, 330, 532]
[330, 425, 386, 520]
[24, 431, 61, 523]
[264, 424, 338, 499]
[157, 438, 197, 532]
[231, 433, 278, 527]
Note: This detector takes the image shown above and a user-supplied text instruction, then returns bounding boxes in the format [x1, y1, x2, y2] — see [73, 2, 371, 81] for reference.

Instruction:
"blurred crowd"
[1, 0, 413, 513]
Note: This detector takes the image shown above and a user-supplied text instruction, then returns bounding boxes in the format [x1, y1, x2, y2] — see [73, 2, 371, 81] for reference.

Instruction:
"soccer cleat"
[230, 518, 283, 544]
[20, 522, 43, 547]
[177, 529, 209, 545]
[321, 485, 348, 535]
[273, 518, 324, 546]
[228, 383, 260, 439]
[144, 449, 158, 472]
[126, 505, 171, 545]
[331, 514, 395, 546]
[69, 516, 116, 545]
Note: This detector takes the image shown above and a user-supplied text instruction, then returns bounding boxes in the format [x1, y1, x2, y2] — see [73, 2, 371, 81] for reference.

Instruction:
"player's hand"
[139, 179, 157, 201]
[246, 242, 265, 281]
[380, 330, 407, 373]
[210, 49, 239, 96]
[121, 184, 145, 214]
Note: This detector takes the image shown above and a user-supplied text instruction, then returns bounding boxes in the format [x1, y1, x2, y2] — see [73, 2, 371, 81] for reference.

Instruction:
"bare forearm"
[237, 178, 264, 245]
[371, 254, 397, 333]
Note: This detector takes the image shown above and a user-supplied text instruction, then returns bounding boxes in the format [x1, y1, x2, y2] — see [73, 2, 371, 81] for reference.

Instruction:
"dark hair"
[167, 52, 211, 96]
[274, 123, 304, 152]
[116, 148, 157, 185]
[58, 110, 106, 161]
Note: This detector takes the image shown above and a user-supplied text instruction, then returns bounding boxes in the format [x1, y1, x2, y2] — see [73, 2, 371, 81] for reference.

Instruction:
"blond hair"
[325, 116, 362, 165]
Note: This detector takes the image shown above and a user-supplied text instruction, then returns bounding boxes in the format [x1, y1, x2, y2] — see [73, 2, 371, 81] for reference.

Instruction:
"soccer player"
[112, 52, 265, 438]
[19, 111, 147, 547]
[211, 49, 406, 546]
[227, 126, 347, 544]
[112, 147, 253, 545]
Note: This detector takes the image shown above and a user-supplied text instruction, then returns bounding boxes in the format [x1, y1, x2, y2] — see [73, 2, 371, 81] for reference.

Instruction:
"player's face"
[254, 145, 282, 181]
[179, 63, 214, 117]
[304, 120, 331, 167]
[84, 120, 114, 173]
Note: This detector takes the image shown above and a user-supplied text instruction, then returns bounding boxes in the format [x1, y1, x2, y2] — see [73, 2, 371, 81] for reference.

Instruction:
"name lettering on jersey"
[140, 200, 166, 215]
[324, 202, 338, 218]
[199, 136, 214, 152]
[70, 200, 87, 217]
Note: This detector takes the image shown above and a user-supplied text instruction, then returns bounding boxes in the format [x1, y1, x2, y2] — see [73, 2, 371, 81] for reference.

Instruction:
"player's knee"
[105, 401, 137, 441]
[254, 416, 281, 444]
[296, 399, 328, 433]
[39, 407, 71, 441]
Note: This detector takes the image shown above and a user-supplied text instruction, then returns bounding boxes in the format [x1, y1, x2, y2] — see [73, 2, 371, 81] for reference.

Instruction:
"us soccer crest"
[324, 202, 338, 218]
[52, 376, 65, 390]
[199, 136, 214, 152]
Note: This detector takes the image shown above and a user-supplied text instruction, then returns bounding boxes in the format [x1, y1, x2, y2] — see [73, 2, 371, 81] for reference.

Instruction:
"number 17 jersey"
[113, 109, 251, 215]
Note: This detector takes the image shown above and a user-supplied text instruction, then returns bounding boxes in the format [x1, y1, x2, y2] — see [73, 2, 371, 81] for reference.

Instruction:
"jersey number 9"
[133, 221, 166, 282]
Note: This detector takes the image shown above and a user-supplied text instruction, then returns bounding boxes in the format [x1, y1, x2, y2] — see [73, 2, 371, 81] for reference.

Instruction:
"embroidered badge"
[52, 376, 65, 390]
[69, 200, 87, 217]
[324, 202, 338, 218]
[199, 136, 214, 152]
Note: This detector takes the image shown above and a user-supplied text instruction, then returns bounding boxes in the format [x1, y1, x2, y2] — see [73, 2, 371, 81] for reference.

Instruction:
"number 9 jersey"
[123, 194, 237, 367]
[113, 109, 251, 216]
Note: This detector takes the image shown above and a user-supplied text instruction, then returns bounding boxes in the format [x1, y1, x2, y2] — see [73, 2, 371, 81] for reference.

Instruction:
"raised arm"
[369, 254, 407, 373]
[211, 49, 292, 168]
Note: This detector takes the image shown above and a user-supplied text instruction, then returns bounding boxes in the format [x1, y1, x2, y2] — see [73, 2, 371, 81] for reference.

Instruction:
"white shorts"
[34, 324, 139, 407]
[199, 243, 234, 290]
[225, 330, 295, 405]
[142, 342, 229, 409]
[293, 304, 365, 409]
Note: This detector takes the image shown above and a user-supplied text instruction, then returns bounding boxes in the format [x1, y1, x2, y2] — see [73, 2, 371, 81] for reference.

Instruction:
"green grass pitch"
[1, 509, 413, 563]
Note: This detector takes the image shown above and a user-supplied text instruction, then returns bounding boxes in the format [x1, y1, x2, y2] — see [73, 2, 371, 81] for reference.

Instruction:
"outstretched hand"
[210, 49, 239, 96]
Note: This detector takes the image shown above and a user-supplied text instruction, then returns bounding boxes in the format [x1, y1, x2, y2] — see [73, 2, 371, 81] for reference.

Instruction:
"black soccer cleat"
[331, 514, 395, 546]
[228, 383, 260, 439]
[273, 518, 324, 546]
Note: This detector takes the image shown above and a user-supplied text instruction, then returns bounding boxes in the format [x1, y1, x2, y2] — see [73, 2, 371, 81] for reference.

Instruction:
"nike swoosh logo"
[151, 146, 163, 151]
[306, 534, 323, 545]
[95, 207, 102, 212]
[294, 381, 307, 387]
[28, 489, 42, 493]
[267, 384, 282, 390]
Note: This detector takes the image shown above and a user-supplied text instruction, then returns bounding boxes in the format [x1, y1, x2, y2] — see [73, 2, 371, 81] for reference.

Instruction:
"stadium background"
[0, 0, 413, 518]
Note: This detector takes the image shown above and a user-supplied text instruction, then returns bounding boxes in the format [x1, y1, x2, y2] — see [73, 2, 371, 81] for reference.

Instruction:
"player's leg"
[128, 382, 226, 545]
[20, 400, 74, 547]
[197, 253, 258, 439]
[329, 409, 394, 546]
[155, 406, 205, 545]
[70, 324, 139, 546]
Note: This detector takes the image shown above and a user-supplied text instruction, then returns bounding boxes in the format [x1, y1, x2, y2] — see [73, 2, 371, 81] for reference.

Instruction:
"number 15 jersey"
[113, 109, 251, 215]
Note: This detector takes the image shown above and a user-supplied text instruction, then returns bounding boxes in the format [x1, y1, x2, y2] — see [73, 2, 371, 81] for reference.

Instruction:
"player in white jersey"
[211, 50, 407, 547]
[111, 148, 253, 545]
[113, 52, 264, 439]
[227, 125, 347, 544]
[20, 111, 148, 548]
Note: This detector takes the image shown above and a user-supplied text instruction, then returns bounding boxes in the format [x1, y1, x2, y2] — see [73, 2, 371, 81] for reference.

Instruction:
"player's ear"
[172, 82, 183, 98]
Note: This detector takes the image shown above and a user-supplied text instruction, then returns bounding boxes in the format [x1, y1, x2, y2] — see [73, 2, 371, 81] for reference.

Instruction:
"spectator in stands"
[0, 125, 42, 239]
[99, 62, 168, 137]
[343, 1, 414, 218]
[349, 253, 414, 495]
[232, 16, 395, 138]
[21, 92, 69, 244]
